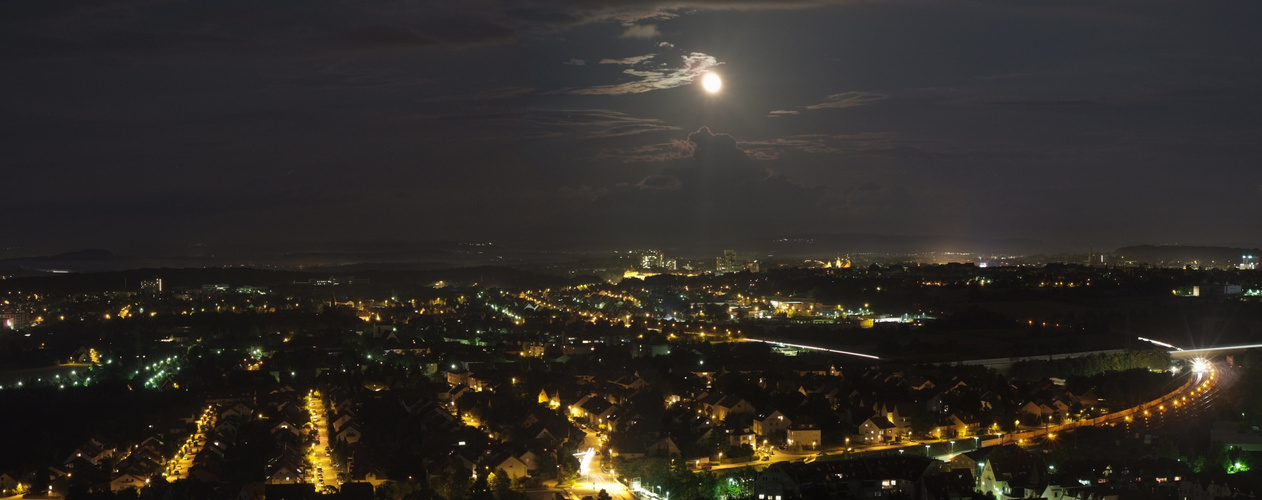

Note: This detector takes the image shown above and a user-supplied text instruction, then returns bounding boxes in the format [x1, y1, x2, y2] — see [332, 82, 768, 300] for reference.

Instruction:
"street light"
[925, 445, 930, 457]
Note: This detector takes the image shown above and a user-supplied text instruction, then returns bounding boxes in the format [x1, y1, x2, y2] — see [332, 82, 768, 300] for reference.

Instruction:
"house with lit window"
[860, 415, 899, 443]
[752, 410, 792, 437]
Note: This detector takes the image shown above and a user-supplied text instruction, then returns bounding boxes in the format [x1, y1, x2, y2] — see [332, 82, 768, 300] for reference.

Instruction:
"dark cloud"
[526, 109, 680, 139]
[333, 25, 439, 49]
[635, 174, 683, 190]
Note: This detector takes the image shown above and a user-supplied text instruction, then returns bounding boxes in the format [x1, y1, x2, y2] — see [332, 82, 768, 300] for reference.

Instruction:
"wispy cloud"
[806, 91, 888, 109]
[599, 54, 656, 65]
[567, 52, 720, 95]
[769, 91, 887, 116]
[564, 58, 586, 66]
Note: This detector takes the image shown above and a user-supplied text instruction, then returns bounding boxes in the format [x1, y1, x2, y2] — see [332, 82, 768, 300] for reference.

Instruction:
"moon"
[701, 72, 722, 93]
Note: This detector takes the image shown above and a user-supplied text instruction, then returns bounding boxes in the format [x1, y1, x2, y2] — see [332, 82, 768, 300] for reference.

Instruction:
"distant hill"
[1113, 245, 1260, 266]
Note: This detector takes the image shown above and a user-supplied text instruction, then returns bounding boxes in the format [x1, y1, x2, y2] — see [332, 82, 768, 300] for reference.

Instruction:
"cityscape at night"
[3, 0, 1262, 500]
[1, 249, 1261, 500]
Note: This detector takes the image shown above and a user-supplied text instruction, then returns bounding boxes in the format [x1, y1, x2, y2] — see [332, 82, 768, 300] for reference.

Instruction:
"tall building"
[716, 250, 740, 274]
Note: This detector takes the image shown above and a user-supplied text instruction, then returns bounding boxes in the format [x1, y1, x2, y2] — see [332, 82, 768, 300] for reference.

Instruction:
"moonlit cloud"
[621, 24, 661, 39]
[595, 139, 695, 163]
[564, 58, 587, 66]
[568, 52, 720, 95]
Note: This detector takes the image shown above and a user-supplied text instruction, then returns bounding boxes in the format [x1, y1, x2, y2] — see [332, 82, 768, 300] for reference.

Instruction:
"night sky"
[4, 0, 1261, 256]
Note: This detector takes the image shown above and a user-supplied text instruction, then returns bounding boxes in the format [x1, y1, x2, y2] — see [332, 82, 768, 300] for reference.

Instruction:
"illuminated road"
[307, 391, 339, 490]
[567, 430, 631, 500]
[164, 405, 215, 481]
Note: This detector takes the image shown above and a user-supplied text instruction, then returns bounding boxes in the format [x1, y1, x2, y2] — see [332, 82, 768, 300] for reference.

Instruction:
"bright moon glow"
[702, 73, 722, 93]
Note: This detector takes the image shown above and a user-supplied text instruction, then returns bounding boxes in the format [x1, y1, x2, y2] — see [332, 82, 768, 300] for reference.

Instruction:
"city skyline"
[3, 0, 1262, 256]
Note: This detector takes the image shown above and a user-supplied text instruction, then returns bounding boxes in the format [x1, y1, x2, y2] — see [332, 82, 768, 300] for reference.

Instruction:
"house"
[0, 473, 21, 494]
[948, 413, 982, 438]
[875, 401, 921, 430]
[266, 463, 303, 485]
[571, 396, 620, 428]
[859, 416, 899, 444]
[352, 464, 389, 487]
[331, 413, 356, 433]
[977, 445, 1046, 500]
[517, 450, 541, 472]
[786, 422, 822, 451]
[1019, 401, 1056, 419]
[727, 429, 757, 448]
[752, 411, 792, 438]
[219, 403, 255, 420]
[110, 473, 149, 492]
[712, 396, 756, 422]
[486, 454, 529, 481]
[335, 422, 363, 444]
[649, 437, 680, 457]
[609, 375, 651, 391]
[537, 389, 560, 409]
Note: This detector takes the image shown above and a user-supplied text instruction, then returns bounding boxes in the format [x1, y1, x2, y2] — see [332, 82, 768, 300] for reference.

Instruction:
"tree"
[489, 470, 512, 499]
[557, 453, 581, 487]
[909, 413, 935, 438]
[433, 469, 471, 500]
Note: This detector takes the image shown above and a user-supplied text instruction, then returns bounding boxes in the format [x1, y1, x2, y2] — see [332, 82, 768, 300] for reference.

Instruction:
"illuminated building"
[140, 278, 163, 294]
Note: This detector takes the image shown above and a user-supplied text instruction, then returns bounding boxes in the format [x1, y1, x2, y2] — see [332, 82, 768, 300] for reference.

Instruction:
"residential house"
[485, 454, 529, 481]
[727, 429, 757, 448]
[786, 422, 821, 451]
[110, 473, 149, 492]
[752, 411, 792, 438]
[710, 396, 756, 422]
[977, 445, 1046, 500]
[335, 422, 363, 444]
[860, 416, 899, 444]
